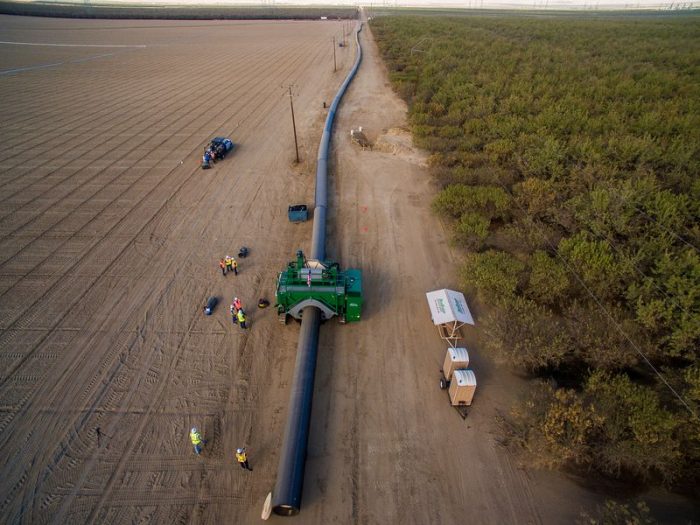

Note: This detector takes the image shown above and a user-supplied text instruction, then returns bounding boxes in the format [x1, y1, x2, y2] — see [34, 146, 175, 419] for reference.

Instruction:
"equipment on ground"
[275, 250, 362, 325]
[238, 246, 249, 258]
[350, 126, 371, 150]
[203, 296, 218, 315]
[288, 205, 309, 223]
[202, 151, 212, 169]
[201, 136, 234, 169]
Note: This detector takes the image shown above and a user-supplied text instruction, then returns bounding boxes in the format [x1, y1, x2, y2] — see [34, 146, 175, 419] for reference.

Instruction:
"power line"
[556, 253, 697, 419]
[630, 203, 699, 253]
[571, 185, 697, 315]
[582, 217, 694, 319]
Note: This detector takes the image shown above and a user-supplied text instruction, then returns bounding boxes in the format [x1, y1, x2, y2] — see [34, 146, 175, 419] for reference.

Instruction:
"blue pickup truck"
[202, 137, 234, 169]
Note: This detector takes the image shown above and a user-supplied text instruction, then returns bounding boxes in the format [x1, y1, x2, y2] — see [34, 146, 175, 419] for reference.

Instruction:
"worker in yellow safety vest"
[190, 427, 205, 455]
[237, 309, 247, 329]
[225, 256, 233, 273]
[236, 448, 252, 471]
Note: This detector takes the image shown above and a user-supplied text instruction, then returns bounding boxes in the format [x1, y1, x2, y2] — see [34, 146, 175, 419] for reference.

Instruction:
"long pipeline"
[272, 22, 363, 517]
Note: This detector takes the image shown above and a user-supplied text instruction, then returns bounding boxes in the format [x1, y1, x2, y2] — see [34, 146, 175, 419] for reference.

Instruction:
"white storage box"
[449, 369, 476, 406]
[443, 347, 469, 381]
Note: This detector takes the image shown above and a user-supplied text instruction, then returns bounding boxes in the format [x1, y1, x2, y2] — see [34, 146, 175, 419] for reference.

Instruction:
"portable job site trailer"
[442, 347, 469, 381]
[449, 369, 477, 406]
[425, 289, 475, 348]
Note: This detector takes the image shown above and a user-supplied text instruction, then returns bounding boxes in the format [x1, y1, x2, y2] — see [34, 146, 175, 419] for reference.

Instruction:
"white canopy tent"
[425, 289, 474, 347]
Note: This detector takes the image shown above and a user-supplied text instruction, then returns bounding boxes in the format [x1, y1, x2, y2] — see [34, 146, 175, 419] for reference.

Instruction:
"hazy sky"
[63, 0, 694, 9]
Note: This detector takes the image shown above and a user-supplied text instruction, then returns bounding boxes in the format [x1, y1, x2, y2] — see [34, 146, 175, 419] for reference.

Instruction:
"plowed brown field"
[3, 13, 679, 525]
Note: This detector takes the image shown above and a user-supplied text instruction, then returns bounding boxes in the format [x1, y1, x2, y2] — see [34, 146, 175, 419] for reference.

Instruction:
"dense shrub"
[507, 371, 683, 482]
[577, 499, 657, 525]
[373, 13, 700, 489]
[525, 250, 570, 306]
[482, 296, 571, 372]
[462, 250, 525, 301]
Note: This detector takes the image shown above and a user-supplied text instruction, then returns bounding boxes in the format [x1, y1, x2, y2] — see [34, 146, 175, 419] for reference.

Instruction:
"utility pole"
[287, 86, 300, 164]
[333, 36, 337, 72]
[332, 36, 337, 72]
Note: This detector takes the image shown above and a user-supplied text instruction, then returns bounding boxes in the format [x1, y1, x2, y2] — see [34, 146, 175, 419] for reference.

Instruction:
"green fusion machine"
[275, 250, 362, 324]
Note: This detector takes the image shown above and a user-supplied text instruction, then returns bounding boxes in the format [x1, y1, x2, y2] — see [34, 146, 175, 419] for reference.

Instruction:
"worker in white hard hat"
[235, 447, 252, 471]
[190, 427, 205, 455]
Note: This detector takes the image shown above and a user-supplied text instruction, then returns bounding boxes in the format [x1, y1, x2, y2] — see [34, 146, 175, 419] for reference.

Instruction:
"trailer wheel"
[439, 377, 448, 390]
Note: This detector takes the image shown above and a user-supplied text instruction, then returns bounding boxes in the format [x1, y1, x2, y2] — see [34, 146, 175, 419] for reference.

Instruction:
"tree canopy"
[372, 13, 700, 490]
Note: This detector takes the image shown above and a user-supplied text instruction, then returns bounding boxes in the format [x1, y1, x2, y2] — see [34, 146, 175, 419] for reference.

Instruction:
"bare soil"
[1, 14, 693, 525]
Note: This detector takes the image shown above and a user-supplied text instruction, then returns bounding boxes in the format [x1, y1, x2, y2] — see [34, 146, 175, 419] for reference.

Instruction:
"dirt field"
[3, 14, 696, 525]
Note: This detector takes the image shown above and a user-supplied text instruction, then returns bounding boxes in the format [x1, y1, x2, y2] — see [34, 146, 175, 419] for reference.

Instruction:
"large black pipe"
[271, 306, 320, 516]
[272, 23, 363, 516]
[311, 23, 363, 261]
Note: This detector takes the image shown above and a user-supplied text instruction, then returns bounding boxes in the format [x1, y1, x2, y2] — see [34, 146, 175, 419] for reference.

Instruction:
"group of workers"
[189, 427, 252, 471]
[219, 255, 238, 276]
[230, 296, 247, 329]
[215, 256, 246, 328]
[192, 248, 256, 463]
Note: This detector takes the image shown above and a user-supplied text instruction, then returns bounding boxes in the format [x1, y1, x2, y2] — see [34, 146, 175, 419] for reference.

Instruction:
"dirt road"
[0, 14, 657, 525]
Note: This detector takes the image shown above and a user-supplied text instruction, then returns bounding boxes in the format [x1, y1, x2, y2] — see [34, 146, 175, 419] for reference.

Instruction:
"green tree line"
[371, 14, 700, 491]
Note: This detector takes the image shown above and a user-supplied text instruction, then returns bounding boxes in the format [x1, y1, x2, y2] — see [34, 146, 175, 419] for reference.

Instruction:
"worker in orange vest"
[219, 258, 227, 276]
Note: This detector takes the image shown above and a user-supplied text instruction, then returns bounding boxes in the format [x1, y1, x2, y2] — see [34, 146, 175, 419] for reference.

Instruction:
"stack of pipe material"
[272, 22, 364, 517]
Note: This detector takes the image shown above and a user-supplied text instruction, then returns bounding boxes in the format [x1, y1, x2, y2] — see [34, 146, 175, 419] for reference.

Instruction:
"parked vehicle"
[201, 137, 234, 169]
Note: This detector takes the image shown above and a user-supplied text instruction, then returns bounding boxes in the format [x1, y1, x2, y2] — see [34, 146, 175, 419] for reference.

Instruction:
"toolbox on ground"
[288, 204, 308, 223]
